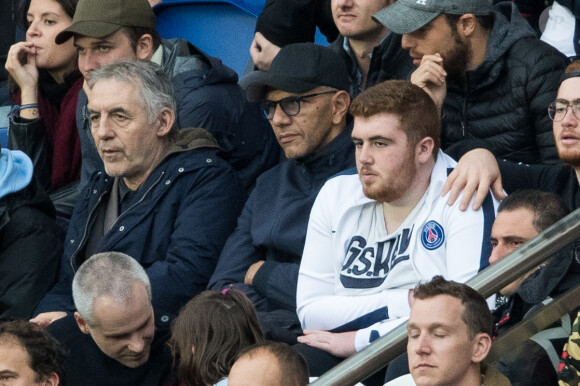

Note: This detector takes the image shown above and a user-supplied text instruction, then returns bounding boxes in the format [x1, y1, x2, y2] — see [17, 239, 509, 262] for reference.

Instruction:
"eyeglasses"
[548, 99, 580, 122]
[258, 91, 336, 120]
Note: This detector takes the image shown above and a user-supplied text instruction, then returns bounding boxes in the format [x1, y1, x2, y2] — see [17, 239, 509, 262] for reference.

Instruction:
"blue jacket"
[36, 128, 243, 315]
[208, 124, 354, 312]
[76, 38, 279, 194]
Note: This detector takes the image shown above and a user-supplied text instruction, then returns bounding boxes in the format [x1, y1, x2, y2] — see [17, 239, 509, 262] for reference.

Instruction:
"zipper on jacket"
[108, 171, 165, 229]
[69, 188, 108, 271]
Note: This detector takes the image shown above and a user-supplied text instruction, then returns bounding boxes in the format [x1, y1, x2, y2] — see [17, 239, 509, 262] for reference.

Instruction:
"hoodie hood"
[472, 2, 537, 86]
[161, 38, 239, 88]
[163, 127, 221, 161]
[0, 149, 33, 199]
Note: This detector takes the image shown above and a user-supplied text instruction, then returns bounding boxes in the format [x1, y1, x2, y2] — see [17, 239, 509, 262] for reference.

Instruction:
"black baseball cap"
[240, 43, 351, 102]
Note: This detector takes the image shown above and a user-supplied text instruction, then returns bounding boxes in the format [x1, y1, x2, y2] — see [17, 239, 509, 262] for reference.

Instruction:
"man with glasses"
[449, 61, 580, 213]
[208, 43, 354, 344]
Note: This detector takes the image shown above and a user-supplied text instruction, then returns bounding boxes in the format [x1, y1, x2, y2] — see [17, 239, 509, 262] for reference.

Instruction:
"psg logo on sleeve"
[421, 220, 445, 250]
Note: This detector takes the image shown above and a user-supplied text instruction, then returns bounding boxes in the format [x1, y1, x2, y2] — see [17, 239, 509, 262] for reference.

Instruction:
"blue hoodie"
[0, 148, 33, 199]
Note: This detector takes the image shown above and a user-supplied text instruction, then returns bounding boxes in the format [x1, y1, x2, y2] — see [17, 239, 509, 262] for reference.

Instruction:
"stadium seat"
[153, 0, 329, 76]
[153, 0, 264, 76]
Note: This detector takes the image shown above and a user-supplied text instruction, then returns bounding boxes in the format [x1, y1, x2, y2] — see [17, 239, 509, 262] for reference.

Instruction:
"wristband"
[9, 103, 39, 119]
[19, 103, 39, 110]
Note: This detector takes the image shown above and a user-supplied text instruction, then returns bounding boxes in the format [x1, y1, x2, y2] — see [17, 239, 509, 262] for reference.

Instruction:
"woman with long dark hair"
[5, 0, 82, 203]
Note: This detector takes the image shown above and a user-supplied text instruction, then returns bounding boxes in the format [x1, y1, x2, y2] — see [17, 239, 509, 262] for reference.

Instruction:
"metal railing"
[311, 207, 580, 385]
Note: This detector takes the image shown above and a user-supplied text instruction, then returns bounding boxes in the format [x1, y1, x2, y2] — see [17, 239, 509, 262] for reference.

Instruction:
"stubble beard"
[361, 150, 417, 203]
[442, 28, 470, 79]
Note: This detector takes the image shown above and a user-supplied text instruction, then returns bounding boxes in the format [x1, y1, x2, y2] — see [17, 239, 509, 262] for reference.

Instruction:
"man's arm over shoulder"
[443, 189, 499, 280]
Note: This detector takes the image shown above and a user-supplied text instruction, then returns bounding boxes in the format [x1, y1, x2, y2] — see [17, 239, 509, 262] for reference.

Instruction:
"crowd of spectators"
[1, 0, 580, 384]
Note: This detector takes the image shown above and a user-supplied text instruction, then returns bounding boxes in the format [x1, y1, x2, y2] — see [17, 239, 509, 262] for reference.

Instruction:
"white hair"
[72, 252, 151, 324]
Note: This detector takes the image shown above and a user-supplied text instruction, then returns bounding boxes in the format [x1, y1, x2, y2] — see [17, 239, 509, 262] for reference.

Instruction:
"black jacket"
[254, 0, 338, 46]
[329, 33, 414, 96]
[0, 177, 63, 320]
[208, 124, 355, 312]
[499, 160, 580, 210]
[48, 311, 174, 386]
[442, 2, 567, 164]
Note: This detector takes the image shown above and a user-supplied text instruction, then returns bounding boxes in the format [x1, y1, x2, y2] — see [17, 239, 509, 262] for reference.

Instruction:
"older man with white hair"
[48, 251, 173, 385]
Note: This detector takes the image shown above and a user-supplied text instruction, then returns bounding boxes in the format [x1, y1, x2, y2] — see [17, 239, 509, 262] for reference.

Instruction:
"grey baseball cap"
[240, 43, 350, 102]
[374, 0, 493, 35]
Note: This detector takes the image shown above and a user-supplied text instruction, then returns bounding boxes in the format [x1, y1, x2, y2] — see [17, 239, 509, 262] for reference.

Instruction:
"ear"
[74, 311, 90, 335]
[331, 90, 351, 125]
[136, 34, 155, 60]
[156, 107, 176, 137]
[415, 137, 435, 164]
[457, 14, 477, 38]
[41, 372, 60, 386]
[471, 332, 492, 364]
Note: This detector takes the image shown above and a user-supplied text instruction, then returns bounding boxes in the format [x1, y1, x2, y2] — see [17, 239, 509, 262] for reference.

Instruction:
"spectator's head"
[228, 342, 309, 386]
[375, 0, 494, 77]
[86, 59, 176, 190]
[72, 252, 155, 368]
[169, 289, 264, 386]
[55, 0, 161, 82]
[489, 189, 569, 295]
[0, 320, 67, 385]
[551, 60, 580, 168]
[17, 0, 79, 82]
[408, 276, 492, 386]
[240, 43, 351, 159]
[349, 79, 439, 203]
[331, 0, 391, 43]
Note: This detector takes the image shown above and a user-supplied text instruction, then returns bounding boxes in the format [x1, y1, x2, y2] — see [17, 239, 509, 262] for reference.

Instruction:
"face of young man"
[489, 208, 539, 296]
[88, 78, 172, 190]
[76, 282, 155, 368]
[407, 295, 481, 386]
[401, 15, 469, 77]
[352, 113, 417, 203]
[553, 77, 580, 166]
[264, 88, 341, 159]
[74, 29, 151, 82]
[0, 339, 54, 386]
[331, 0, 389, 41]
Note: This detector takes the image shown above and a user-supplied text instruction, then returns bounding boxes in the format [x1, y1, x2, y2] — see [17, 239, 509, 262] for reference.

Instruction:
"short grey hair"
[88, 59, 177, 124]
[72, 252, 152, 325]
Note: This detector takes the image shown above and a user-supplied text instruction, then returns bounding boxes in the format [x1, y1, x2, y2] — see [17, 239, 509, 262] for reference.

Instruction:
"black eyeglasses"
[548, 99, 580, 122]
[258, 91, 336, 120]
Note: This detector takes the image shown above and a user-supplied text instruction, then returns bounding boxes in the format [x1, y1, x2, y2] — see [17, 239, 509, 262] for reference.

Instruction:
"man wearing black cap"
[54, 0, 278, 196]
[208, 43, 354, 343]
[374, 0, 566, 166]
